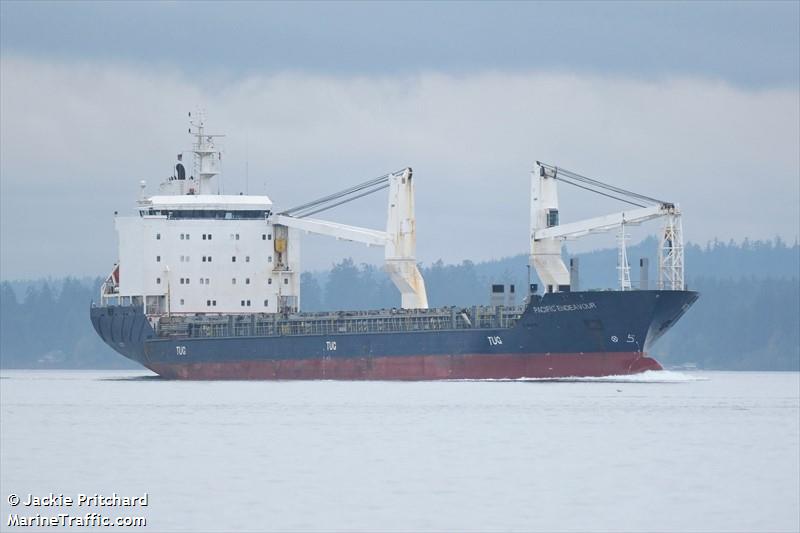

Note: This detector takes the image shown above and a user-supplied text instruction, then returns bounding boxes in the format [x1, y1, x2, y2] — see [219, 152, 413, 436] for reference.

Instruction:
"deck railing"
[155, 305, 525, 339]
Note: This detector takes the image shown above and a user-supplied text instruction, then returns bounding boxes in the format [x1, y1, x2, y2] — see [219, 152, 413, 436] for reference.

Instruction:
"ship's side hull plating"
[145, 352, 662, 380]
[90, 290, 697, 380]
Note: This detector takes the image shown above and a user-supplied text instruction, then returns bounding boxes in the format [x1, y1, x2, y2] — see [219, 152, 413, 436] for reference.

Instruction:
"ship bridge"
[139, 195, 273, 219]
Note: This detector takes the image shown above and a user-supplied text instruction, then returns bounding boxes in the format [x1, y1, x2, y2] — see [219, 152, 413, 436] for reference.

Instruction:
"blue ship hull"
[90, 290, 698, 379]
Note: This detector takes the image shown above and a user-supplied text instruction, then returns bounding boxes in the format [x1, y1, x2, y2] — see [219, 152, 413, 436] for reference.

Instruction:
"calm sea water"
[1, 370, 798, 532]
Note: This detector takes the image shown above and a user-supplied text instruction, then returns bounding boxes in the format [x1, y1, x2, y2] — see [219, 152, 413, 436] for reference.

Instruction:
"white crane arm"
[272, 169, 428, 309]
[531, 161, 685, 293]
[533, 205, 672, 240]
[271, 214, 389, 247]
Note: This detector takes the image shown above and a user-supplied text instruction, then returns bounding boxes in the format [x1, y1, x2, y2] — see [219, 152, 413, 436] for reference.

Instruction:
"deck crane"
[272, 168, 429, 309]
[531, 161, 684, 293]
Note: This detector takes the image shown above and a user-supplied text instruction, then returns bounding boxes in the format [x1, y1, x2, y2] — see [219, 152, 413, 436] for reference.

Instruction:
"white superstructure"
[101, 114, 428, 315]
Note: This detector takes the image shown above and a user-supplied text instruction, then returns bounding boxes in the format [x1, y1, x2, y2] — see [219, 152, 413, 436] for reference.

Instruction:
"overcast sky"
[1, 1, 798, 280]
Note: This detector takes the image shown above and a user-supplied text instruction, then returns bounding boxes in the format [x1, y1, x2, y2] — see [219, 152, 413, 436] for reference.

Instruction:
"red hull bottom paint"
[148, 352, 663, 380]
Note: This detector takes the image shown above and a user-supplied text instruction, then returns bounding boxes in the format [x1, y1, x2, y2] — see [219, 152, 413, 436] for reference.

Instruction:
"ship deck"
[155, 304, 526, 339]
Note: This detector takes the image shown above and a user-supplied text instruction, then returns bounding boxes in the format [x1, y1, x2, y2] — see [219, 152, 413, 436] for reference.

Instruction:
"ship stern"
[89, 304, 155, 368]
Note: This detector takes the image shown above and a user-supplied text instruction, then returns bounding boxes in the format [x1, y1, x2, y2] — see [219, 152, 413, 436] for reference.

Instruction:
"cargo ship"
[90, 114, 697, 379]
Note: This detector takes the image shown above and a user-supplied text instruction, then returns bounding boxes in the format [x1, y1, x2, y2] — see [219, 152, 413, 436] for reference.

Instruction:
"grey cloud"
[2, 2, 798, 88]
[1, 57, 798, 279]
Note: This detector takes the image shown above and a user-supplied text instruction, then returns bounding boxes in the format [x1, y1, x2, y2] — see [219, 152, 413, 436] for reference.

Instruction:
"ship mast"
[188, 111, 224, 194]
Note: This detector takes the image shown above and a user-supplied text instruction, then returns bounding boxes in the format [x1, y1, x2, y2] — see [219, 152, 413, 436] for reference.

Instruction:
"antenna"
[188, 109, 225, 195]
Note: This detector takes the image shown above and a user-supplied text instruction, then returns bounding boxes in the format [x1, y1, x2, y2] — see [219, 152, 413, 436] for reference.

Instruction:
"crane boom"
[530, 162, 685, 293]
[533, 204, 672, 240]
[271, 215, 389, 247]
[272, 168, 429, 309]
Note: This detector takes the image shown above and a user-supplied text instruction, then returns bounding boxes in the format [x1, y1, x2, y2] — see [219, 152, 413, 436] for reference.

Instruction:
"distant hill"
[1, 238, 798, 370]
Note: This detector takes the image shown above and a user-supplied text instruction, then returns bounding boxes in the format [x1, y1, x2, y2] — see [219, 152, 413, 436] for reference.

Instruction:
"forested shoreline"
[1, 238, 798, 370]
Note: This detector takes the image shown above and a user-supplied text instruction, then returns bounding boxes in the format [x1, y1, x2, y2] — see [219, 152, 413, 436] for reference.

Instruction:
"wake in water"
[100, 374, 165, 382]
[454, 370, 708, 383]
[532, 370, 708, 383]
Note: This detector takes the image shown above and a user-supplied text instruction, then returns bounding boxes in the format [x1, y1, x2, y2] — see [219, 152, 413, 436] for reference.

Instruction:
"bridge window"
[245, 278, 250, 285]
[156, 233, 161, 240]
[180, 299, 184, 305]
[202, 234, 206, 240]
[268, 256, 272, 263]
[240, 300, 245, 306]
[180, 233, 185, 240]
[245, 256, 250, 262]
[156, 277, 161, 284]
[262, 234, 266, 240]
[212, 300, 217, 306]
[284, 278, 289, 285]
[153, 210, 269, 220]
[232, 278, 236, 285]
[236, 234, 240, 240]
[246, 300, 251, 306]
[156, 256, 161, 262]
[263, 299, 268, 307]
[268, 278, 272, 285]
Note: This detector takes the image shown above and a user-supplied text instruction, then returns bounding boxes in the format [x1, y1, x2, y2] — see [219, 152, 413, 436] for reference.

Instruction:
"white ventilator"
[530, 162, 685, 292]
